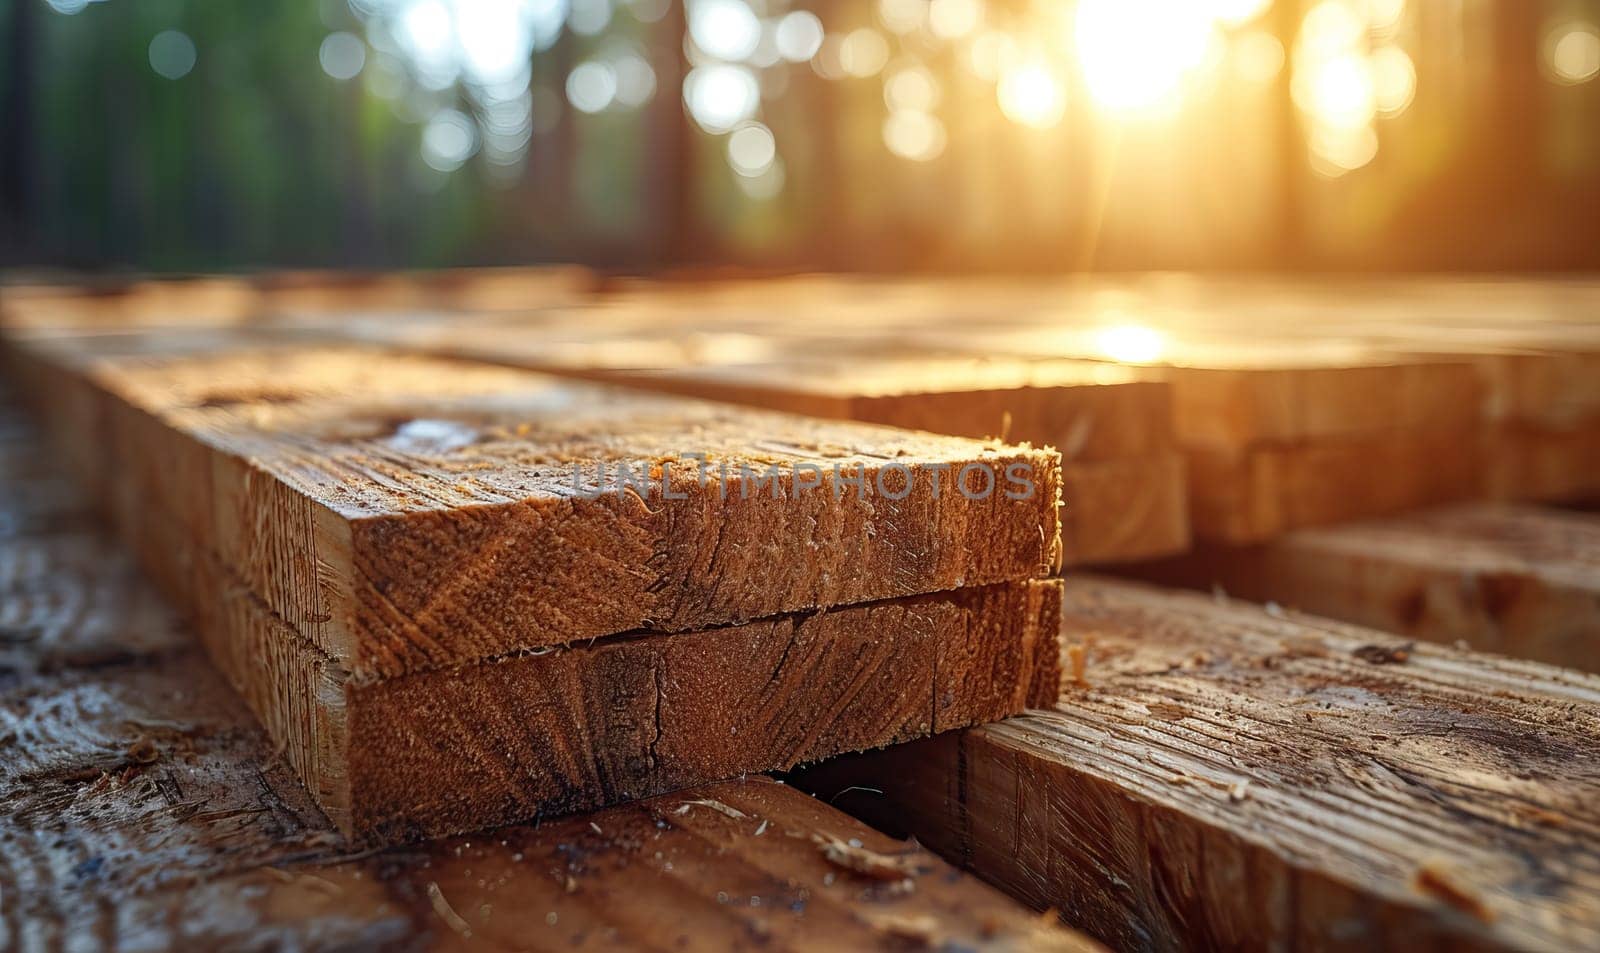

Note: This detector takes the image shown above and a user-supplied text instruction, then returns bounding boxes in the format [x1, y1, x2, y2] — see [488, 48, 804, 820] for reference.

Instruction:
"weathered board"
[799, 577, 1600, 952]
[18, 344, 1063, 678]
[1128, 502, 1600, 672]
[0, 410, 1097, 952]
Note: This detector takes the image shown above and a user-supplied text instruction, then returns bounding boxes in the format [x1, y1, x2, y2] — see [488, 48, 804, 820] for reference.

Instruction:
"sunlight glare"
[1075, 0, 1218, 115]
[1094, 325, 1166, 364]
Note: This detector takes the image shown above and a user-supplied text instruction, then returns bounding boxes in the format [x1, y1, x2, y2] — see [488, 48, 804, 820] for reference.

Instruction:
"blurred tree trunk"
[2, 0, 38, 263]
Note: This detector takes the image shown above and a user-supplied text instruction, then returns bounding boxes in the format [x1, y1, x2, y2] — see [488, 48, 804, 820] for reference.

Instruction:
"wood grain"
[798, 576, 1600, 952]
[1128, 503, 1600, 672]
[12, 342, 1062, 678]
[173, 519, 1061, 842]
[0, 406, 1097, 952]
[422, 339, 1191, 564]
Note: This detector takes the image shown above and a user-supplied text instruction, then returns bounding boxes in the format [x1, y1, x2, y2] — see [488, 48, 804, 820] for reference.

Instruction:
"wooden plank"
[0, 266, 595, 333]
[11, 771, 1102, 952]
[4, 340, 1065, 841]
[19, 343, 1063, 678]
[797, 576, 1600, 952]
[1126, 503, 1600, 672]
[0, 459, 1097, 951]
[173, 515, 1061, 843]
[421, 344, 1192, 565]
[1186, 428, 1484, 544]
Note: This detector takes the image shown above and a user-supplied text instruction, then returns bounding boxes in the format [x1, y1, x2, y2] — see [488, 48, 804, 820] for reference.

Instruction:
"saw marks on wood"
[3, 341, 1064, 841]
[27, 344, 1063, 678]
[432, 339, 1192, 564]
[178, 524, 1060, 841]
[14, 776, 1102, 953]
[799, 577, 1600, 952]
[0, 412, 1096, 952]
[1130, 502, 1600, 672]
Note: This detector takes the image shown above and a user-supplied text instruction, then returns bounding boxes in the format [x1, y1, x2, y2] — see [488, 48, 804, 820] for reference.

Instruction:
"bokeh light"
[839, 29, 891, 78]
[684, 64, 761, 132]
[612, 50, 658, 108]
[1234, 31, 1285, 84]
[928, 0, 982, 40]
[884, 66, 940, 113]
[567, 60, 618, 113]
[421, 108, 477, 170]
[320, 32, 367, 81]
[689, 0, 761, 62]
[997, 62, 1066, 129]
[774, 11, 825, 63]
[1546, 21, 1600, 85]
[883, 110, 947, 161]
[149, 30, 198, 81]
[727, 121, 777, 176]
[878, 0, 926, 36]
[1370, 46, 1416, 116]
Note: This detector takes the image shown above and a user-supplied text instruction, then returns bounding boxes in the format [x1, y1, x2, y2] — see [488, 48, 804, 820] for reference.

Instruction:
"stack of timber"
[0, 265, 594, 333]
[367, 274, 1494, 545]
[405, 321, 1190, 565]
[1104, 274, 1600, 504]
[1126, 502, 1600, 673]
[1, 333, 1065, 844]
[798, 576, 1600, 952]
[902, 303, 1488, 544]
[0, 407, 1099, 951]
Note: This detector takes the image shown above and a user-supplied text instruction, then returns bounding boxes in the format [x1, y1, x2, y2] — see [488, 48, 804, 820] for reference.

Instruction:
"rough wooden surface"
[0, 405, 1098, 952]
[798, 576, 1600, 953]
[176, 518, 1061, 842]
[3, 339, 1065, 842]
[13, 343, 1063, 678]
[1185, 428, 1484, 544]
[15, 776, 1102, 953]
[1129, 502, 1600, 672]
[0, 266, 593, 332]
[424, 338, 1191, 564]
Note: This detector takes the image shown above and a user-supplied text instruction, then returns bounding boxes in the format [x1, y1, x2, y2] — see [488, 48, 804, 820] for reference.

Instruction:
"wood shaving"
[1067, 644, 1088, 686]
[1228, 780, 1251, 803]
[675, 798, 748, 820]
[427, 881, 473, 937]
[870, 912, 938, 946]
[814, 834, 930, 881]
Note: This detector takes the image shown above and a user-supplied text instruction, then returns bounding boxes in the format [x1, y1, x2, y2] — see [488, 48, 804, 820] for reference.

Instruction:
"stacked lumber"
[1126, 502, 1600, 672]
[798, 576, 1600, 952]
[0, 418, 1098, 951]
[1123, 274, 1600, 504]
[896, 294, 1488, 544]
[0, 266, 594, 332]
[417, 323, 1190, 565]
[1, 336, 1064, 844]
[370, 275, 1493, 545]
